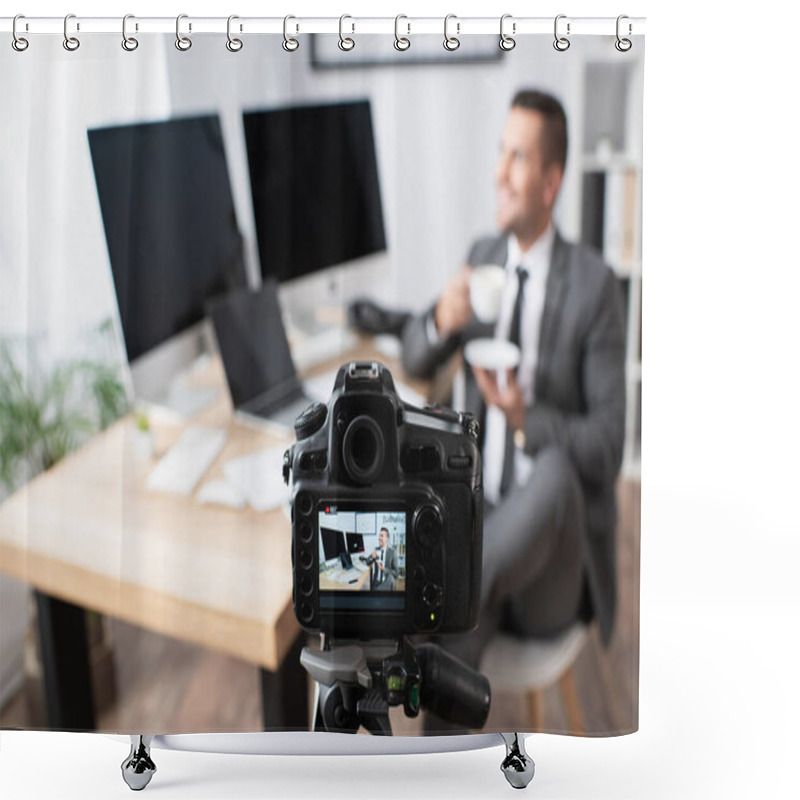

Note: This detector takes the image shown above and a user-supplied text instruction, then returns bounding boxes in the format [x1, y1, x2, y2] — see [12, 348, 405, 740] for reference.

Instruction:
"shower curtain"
[0, 16, 643, 745]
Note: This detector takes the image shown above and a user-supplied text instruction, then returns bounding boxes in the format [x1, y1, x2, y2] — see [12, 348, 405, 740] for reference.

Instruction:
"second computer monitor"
[243, 100, 387, 284]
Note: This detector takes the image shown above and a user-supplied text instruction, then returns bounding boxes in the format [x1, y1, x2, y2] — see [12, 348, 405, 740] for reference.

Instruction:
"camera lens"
[299, 549, 313, 570]
[300, 574, 313, 596]
[414, 505, 442, 550]
[342, 415, 385, 484]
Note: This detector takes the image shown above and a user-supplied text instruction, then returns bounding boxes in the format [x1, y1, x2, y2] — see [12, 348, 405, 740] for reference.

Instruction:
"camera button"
[422, 582, 443, 608]
[297, 520, 314, 543]
[297, 493, 314, 517]
[403, 446, 439, 472]
[447, 454, 472, 469]
[298, 602, 314, 624]
[413, 505, 442, 549]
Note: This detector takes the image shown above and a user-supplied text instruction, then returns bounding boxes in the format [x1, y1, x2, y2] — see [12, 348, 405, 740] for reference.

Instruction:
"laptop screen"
[208, 280, 300, 412]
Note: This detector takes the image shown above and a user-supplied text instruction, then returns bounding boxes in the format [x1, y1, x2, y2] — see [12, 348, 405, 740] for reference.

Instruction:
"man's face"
[495, 107, 562, 246]
[379, 530, 388, 548]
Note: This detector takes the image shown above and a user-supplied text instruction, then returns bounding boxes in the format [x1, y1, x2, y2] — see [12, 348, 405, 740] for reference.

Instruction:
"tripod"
[119, 639, 534, 790]
[301, 636, 491, 735]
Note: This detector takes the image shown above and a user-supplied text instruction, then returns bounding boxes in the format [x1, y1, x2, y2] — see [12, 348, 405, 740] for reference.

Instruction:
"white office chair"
[479, 621, 589, 733]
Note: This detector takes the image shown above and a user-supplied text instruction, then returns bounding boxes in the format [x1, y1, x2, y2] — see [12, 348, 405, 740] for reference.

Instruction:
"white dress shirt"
[482, 225, 554, 504]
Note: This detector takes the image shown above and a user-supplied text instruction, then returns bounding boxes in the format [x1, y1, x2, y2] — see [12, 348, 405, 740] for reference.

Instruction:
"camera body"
[285, 362, 483, 640]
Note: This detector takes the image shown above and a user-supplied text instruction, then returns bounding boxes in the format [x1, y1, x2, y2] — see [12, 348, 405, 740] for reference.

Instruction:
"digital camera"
[283, 362, 483, 640]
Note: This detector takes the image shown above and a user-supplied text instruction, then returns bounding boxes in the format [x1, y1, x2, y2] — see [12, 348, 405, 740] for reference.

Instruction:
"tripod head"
[301, 637, 491, 735]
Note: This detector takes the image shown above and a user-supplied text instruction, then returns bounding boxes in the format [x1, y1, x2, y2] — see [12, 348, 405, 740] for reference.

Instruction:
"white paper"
[223, 447, 291, 512]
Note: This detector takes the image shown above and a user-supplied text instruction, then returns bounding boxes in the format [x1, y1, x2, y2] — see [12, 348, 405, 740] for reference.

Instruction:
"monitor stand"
[129, 321, 219, 417]
[283, 301, 358, 374]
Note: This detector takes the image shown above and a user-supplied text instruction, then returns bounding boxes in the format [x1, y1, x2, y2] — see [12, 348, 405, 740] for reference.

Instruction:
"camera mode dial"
[295, 402, 327, 441]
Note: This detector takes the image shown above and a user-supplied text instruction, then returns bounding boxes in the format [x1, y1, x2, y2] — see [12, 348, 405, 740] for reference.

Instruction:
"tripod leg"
[121, 735, 156, 791]
[499, 733, 535, 789]
[312, 681, 325, 732]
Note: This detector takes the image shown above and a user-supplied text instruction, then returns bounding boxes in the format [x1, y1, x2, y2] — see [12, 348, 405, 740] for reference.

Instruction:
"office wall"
[164, 35, 582, 312]
[0, 36, 171, 353]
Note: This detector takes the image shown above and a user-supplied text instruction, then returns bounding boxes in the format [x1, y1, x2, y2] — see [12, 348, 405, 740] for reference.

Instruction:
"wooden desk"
[0, 340, 427, 731]
[318, 565, 371, 592]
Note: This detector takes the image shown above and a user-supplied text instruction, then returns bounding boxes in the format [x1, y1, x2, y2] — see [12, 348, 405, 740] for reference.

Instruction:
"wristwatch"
[513, 427, 526, 450]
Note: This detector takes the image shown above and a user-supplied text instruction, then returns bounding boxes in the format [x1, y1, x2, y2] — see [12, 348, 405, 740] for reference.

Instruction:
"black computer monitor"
[88, 115, 246, 364]
[242, 100, 387, 284]
[320, 527, 346, 563]
[346, 533, 365, 554]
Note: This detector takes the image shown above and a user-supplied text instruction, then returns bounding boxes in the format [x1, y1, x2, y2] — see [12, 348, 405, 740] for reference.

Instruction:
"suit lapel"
[536, 232, 569, 395]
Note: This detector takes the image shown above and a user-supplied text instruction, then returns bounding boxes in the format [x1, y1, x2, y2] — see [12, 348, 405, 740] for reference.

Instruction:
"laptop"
[207, 280, 318, 431]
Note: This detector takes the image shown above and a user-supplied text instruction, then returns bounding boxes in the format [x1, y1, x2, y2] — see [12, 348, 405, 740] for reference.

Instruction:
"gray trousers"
[424, 445, 585, 732]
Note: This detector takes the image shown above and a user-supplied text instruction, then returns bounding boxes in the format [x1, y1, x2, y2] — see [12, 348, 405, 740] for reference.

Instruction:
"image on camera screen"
[318, 506, 406, 612]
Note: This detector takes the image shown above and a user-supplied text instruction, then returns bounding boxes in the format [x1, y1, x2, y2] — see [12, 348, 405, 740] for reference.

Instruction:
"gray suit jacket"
[401, 232, 626, 645]
[372, 546, 399, 591]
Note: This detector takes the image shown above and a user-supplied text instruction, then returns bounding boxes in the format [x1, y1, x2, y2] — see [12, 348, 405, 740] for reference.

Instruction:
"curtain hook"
[553, 14, 570, 52]
[615, 15, 632, 52]
[444, 13, 460, 51]
[394, 14, 410, 51]
[499, 14, 516, 51]
[122, 14, 139, 51]
[283, 15, 299, 51]
[338, 14, 355, 51]
[175, 14, 192, 51]
[226, 14, 243, 52]
[63, 13, 80, 51]
[12, 14, 29, 52]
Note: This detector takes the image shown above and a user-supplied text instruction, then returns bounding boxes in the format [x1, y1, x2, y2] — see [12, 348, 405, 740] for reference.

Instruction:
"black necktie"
[500, 266, 528, 497]
[507, 265, 528, 351]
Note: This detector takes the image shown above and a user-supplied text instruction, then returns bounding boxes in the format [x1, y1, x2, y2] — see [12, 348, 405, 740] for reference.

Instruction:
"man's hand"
[434, 265, 472, 335]
[472, 366, 526, 432]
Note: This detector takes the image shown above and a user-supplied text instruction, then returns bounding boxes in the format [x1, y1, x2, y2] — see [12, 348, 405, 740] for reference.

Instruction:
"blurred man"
[369, 527, 398, 592]
[402, 90, 626, 690]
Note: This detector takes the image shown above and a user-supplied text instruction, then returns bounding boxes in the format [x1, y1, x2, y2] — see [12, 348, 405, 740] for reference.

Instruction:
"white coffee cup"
[469, 264, 507, 323]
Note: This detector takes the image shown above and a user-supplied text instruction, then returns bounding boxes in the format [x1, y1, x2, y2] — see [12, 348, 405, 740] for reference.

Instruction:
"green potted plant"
[0, 324, 130, 494]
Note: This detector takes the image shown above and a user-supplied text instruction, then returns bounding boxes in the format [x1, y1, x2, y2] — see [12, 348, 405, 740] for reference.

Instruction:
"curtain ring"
[499, 14, 516, 51]
[615, 15, 632, 52]
[226, 15, 243, 52]
[122, 14, 139, 51]
[12, 14, 29, 52]
[394, 14, 410, 51]
[283, 15, 299, 51]
[175, 14, 192, 51]
[553, 14, 570, 52]
[443, 14, 460, 51]
[338, 14, 355, 51]
[63, 13, 80, 51]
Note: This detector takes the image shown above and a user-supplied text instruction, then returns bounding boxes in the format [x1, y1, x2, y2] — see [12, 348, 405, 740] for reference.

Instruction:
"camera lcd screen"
[318, 506, 406, 612]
